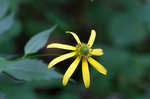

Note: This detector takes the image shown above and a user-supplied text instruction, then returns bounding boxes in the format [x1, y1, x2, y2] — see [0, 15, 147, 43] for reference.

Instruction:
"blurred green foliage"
[0, 0, 150, 99]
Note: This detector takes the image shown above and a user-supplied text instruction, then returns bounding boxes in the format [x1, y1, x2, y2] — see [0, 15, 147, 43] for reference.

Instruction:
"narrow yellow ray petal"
[47, 43, 76, 50]
[63, 57, 81, 86]
[88, 57, 107, 75]
[48, 52, 76, 69]
[82, 58, 90, 88]
[66, 31, 81, 44]
[90, 49, 104, 56]
[87, 29, 96, 48]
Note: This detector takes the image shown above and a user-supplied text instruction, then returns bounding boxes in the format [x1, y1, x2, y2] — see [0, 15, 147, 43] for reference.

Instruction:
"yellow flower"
[47, 30, 107, 88]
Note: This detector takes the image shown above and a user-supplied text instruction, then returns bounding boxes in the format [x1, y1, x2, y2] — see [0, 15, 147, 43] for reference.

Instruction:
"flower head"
[47, 30, 107, 88]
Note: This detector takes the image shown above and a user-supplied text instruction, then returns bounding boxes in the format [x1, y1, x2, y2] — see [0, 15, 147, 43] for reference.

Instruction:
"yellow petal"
[82, 58, 90, 88]
[48, 52, 76, 69]
[87, 29, 96, 48]
[47, 43, 76, 50]
[66, 31, 81, 44]
[88, 57, 107, 75]
[90, 49, 103, 56]
[63, 56, 81, 86]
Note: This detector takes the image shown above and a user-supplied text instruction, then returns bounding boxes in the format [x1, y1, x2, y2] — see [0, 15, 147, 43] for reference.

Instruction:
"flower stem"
[23, 53, 61, 59]
[12, 53, 61, 62]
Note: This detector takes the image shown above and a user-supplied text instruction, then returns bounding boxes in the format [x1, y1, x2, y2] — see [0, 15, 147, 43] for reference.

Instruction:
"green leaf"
[0, 57, 10, 73]
[0, 57, 62, 82]
[0, 13, 14, 35]
[0, 83, 37, 99]
[0, 57, 62, 81]
[0, 0, 9, 19]
[0, 72, 19, 85]
[5, 59, 62, 81]
[24, 25, 57, 55]
[0, 73, 37, 99]
[108, 13, 148, 46]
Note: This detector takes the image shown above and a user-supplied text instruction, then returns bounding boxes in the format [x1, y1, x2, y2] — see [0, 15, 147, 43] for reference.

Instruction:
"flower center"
[79, 44, 89, 56]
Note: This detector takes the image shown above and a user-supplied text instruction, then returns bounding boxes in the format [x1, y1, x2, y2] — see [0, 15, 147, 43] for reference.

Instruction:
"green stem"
[23, 53, 61, 59]
[12, 53, 61, 62]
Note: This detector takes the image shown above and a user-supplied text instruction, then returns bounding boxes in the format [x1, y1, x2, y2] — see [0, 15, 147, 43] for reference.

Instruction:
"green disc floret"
[79, 44, 89, 56]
